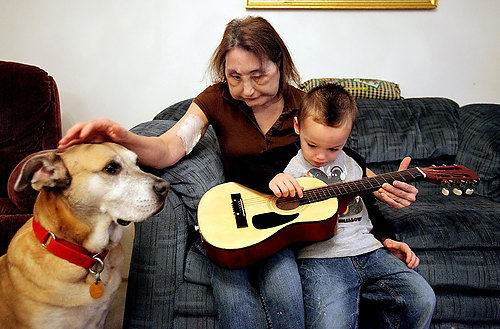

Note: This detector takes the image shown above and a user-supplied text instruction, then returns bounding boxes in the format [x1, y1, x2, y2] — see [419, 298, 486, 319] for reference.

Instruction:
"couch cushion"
[346, 98, 459, 163]
[174, 281, 216, 316]
[377, 194, 500, 250]
[173, 315, 217, 329]
[432, 290, 500, 323]
[431, 322, 500, 329]
[154, 98, 194, 122]
[456, 104, 499, 201]
[184, 239, 213, 286]
[416, 249, 500, 291]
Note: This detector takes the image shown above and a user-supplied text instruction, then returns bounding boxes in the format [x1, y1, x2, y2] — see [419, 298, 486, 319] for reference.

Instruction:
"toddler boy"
[269, 84, 435, 329]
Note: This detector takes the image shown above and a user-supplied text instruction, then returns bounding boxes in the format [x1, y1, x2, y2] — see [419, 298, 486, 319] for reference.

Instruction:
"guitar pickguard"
[252, 212, 300, 229]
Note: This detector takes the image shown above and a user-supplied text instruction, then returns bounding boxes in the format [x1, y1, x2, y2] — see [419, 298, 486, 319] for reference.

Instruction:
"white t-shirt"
[284, 150, 383, 259]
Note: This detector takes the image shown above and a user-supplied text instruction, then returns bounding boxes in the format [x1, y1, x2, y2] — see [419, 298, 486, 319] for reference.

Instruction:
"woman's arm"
[58, 102, 209, 169]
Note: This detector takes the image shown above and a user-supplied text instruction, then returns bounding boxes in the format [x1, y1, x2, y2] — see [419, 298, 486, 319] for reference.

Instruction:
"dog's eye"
[104, 161, 121, 175]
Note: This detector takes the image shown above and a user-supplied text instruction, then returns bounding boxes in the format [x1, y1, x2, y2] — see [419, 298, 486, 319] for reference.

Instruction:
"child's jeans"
[211, 247, 305, 329]
[298, 248, 435, 329]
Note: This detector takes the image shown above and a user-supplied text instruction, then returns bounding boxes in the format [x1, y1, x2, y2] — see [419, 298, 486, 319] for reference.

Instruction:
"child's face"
[294, 116, 352, 167]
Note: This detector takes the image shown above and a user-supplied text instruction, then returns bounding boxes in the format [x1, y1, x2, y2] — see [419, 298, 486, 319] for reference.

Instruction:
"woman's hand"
[58, 117, 130, 150]
[370, 157, 419, 209]
[269, 173, 304, 198]
[383, 238, 420, 269]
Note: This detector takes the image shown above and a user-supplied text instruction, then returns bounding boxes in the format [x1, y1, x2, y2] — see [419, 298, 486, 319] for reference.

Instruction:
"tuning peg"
[453, 188, 463, 196]
[441, 187, 450, 196]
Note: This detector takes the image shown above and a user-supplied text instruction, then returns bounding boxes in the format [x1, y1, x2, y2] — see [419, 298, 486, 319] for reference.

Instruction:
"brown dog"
[0, 143, 168, 329]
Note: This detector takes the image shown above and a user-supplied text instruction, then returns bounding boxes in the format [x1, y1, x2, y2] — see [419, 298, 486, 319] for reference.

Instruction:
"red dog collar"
[32, 218, 108, 269]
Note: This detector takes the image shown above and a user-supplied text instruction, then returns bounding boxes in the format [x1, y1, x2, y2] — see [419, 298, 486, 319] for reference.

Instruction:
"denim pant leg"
[299, 257, 363, 329]
[358, 248, 436, 329]
[258, 248, 305, 329]
[211, 264, 268, 329]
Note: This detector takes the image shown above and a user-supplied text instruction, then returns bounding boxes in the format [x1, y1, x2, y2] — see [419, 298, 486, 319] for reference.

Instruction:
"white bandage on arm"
[176, 114, 205, 155]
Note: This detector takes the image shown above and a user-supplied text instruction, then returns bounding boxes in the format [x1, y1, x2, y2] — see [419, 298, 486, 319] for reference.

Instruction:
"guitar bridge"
[231, 193, 248, 228]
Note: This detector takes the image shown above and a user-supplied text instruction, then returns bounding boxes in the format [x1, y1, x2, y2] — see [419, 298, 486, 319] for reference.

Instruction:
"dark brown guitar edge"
[202, 214, 338, 269]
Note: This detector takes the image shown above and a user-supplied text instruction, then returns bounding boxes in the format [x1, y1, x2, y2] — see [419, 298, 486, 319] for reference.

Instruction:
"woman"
[58, 16, 418, 328]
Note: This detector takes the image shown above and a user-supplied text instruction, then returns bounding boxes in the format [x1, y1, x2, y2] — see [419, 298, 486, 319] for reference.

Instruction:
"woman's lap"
[211, 247, 305, 329]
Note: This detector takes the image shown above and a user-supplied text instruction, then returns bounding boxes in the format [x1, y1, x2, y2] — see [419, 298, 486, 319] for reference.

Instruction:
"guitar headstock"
[420, 165, 480, 196]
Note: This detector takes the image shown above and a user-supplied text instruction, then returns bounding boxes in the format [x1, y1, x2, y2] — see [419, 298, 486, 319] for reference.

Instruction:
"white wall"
[1, 0, 499, 133]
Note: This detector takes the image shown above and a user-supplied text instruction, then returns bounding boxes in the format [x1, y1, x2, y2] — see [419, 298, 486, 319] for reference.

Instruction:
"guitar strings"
[238, 170, 421, 207]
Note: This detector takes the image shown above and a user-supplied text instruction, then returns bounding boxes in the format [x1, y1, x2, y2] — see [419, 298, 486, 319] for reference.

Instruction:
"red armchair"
[0, 61, 62, 255]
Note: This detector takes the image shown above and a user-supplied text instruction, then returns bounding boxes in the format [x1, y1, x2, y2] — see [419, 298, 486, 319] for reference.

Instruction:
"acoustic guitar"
[197, 165, 478, 269]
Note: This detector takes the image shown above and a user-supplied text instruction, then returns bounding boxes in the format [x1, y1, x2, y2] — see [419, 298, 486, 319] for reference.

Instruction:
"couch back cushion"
[346, 98, 460, 164]
[456, 104, 499, 201]
[154, 98, 194, 121]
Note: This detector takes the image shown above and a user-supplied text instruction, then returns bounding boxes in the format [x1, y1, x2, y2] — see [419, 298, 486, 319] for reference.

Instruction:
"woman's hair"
[298, 84, 358, 128]
[209, 16, 300, 92]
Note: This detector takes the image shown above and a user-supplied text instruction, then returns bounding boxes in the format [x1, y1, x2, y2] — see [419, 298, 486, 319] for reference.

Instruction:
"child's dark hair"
[298, 84, 357, 127]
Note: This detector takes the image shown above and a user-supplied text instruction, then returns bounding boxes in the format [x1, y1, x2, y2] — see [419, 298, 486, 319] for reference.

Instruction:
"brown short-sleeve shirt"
[193, 83, 304, 190]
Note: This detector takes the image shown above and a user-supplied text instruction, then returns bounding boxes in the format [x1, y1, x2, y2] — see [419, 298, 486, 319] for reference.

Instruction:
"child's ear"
[293, 117, 300, 135]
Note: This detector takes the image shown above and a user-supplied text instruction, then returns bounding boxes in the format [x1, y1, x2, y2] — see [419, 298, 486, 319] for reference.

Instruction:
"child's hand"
[383, 238, 420, 269]
[269, 173, 304, 198]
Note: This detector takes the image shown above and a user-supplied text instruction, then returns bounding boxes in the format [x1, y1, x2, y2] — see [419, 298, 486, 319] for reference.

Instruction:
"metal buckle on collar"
[89, 254, 105, 275]
[41, 231, 56, 248]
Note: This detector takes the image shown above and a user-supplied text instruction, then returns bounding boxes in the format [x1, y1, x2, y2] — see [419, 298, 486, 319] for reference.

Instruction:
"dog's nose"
[154, 180, 169, 197]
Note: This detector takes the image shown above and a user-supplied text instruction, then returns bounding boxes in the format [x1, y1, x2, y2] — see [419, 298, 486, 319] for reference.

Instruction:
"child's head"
[294, 84, 357, 167]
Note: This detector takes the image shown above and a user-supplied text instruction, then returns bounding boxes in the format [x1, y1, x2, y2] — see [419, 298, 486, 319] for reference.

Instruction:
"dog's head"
[15, 143, 169, 227]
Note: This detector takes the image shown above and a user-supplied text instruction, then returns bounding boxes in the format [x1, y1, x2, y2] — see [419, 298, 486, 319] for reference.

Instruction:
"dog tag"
[90, 280, 104, 299]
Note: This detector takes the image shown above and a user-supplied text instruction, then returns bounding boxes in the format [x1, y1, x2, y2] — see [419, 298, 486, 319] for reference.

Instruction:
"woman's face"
[225, 47, 281, 109]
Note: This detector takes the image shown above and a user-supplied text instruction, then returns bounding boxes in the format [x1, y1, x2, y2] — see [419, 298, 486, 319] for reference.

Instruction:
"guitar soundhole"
[275, 197, 301, 211]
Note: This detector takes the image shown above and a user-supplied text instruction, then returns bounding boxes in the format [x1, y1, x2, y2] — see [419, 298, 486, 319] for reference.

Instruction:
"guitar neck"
[300, 168, 424, 204]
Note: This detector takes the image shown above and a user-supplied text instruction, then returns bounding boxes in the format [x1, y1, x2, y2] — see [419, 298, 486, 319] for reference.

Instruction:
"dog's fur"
[0, 143, 168, 329]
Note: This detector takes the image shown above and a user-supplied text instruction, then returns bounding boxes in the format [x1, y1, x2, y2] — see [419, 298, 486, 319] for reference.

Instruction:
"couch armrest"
[456, 104, 500, 201]
[153, 98, 194, 121]
[124, 119, 224, 327]
[0, 61, 61, 200]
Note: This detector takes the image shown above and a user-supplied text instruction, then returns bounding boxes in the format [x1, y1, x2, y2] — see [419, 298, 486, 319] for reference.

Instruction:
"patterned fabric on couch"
[123, 98, 500, 328]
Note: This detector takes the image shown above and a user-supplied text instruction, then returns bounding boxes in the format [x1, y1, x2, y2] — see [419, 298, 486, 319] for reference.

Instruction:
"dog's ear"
[14, 152, 71, 192]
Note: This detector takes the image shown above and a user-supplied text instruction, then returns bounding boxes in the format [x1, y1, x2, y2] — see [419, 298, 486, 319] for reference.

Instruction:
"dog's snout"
[154, 180, 169, 198]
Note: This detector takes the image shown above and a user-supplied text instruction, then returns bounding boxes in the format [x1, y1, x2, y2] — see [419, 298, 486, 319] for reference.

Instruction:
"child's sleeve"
[283, 154, 304, 179]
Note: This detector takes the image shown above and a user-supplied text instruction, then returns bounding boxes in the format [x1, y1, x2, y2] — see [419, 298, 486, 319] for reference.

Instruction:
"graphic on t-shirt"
[307, 166, 364, 219]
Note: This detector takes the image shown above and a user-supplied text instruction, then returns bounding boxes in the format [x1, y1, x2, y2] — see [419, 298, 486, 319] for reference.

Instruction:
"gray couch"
[123, 97, 500, 328]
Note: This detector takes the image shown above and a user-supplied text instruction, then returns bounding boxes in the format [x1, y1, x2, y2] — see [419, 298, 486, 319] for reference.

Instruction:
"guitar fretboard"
[299, 168, 424, 205]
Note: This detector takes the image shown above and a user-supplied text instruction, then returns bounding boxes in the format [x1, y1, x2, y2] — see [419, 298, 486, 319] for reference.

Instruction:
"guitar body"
[198, 177, 340, 269]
